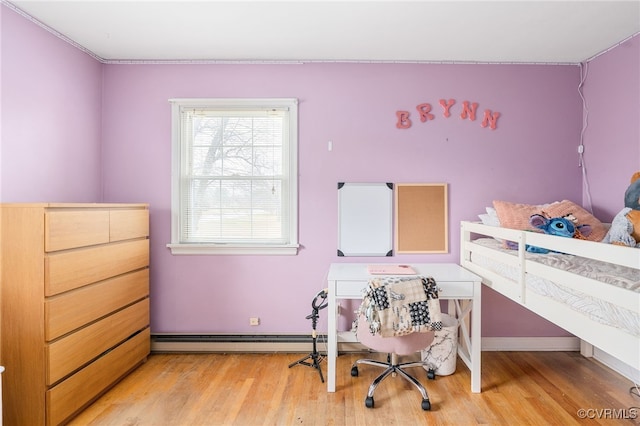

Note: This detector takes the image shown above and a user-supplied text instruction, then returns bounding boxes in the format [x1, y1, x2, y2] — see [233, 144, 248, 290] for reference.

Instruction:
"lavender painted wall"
[1, 5, 103, 202]
[581, 35, 640, 222]
[3, 6, 637, 339]
[100, 62, 582, 336]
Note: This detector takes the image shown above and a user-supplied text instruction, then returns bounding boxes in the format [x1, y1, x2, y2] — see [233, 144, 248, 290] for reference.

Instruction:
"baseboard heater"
[151, 333, 365, 353]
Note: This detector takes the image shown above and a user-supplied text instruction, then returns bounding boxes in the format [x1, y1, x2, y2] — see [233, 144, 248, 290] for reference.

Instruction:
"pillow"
[478, 207, 501, 227]
[478, 206, 503, 242]
[492, 199, 608, 242]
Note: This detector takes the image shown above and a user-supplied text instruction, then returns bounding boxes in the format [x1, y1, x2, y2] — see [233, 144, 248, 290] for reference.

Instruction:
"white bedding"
[471, 238, 640, 337]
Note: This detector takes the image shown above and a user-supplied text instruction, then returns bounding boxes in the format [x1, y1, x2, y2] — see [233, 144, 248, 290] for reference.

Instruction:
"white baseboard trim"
[593, 348, 640, 384]
[481, 336, 580, 351]
[482, 337, 639, 383]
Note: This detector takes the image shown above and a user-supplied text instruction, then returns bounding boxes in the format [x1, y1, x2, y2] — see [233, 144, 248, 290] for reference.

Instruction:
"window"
[167, 98, 299, 255]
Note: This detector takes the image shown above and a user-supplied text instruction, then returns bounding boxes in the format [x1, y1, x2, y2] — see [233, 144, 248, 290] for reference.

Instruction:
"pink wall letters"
[396, 98, 501, 130]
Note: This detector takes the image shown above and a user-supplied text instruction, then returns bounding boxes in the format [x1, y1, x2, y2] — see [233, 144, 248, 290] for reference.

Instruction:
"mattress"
[471, 238, 640, 337]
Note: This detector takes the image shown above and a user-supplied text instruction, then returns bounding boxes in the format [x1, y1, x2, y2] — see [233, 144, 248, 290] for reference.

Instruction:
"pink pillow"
[492, 199, 608, 242]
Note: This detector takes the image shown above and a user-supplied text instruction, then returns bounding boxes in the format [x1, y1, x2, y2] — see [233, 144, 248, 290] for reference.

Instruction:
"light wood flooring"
[69, 351, 639, 425]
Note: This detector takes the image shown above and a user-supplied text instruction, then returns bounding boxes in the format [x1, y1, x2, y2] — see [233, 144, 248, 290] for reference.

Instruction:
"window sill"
[166, 243, 299, 255]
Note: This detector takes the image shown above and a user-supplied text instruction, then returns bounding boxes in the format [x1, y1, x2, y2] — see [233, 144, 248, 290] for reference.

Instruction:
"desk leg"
[327, 279, 337, 392]
[471, 280, 481, 393]
[450, 294, 481, 393]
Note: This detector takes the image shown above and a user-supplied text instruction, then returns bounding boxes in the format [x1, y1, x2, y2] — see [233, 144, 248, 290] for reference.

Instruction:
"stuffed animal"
[602, 172, 640, 247]
[525, 213, 592, 254]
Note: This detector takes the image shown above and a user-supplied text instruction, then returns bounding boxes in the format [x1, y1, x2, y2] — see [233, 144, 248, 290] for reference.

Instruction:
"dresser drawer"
[45, 239, 149, 296]
[110, 209, 149, 242]
[334, 280, 474, 299]
[45, 210, 110, 252]
[47, 299, 149, 385]
[334, 280, 369, 298]
[437, 281, 474, 298]
[46, 328, 150, 426]
[46, 269, 149, 341]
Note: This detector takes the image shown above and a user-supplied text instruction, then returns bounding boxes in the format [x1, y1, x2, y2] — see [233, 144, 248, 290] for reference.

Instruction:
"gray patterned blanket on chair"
[359, 276, 443, 337]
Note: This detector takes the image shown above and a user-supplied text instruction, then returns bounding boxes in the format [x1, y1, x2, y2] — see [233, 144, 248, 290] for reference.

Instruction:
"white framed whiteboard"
[337, 182, 393, 256]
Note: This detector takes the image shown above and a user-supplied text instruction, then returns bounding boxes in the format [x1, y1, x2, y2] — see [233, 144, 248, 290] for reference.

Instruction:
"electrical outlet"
[249, 317, 260, 326]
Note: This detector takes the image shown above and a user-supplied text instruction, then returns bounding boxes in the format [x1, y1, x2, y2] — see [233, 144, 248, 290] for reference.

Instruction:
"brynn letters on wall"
[396, 99, 501, 130]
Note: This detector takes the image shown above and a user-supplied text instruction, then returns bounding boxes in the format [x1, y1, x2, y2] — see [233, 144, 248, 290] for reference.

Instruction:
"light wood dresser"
[0, 203, 150, 425]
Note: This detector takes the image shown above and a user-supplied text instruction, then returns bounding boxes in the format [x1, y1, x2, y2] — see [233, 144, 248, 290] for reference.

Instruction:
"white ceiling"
[6, 0, 640, 64]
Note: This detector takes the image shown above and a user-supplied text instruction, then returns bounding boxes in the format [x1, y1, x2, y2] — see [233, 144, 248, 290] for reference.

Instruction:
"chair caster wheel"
[365, 396, 374, 408]
[351, 366, 359, 377]
[421, 399, 431, 411]
[427, 369, 436, 380]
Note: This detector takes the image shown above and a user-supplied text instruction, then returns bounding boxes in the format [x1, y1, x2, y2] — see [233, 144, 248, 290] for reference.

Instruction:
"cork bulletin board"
[395, 183, 448, 253]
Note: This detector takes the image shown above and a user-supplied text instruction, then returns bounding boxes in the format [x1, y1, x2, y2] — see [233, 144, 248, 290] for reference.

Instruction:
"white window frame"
[167, 98, 299, 255]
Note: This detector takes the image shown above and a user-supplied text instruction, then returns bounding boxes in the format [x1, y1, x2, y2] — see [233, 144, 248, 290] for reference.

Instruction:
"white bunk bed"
[460, 220, 640, 373]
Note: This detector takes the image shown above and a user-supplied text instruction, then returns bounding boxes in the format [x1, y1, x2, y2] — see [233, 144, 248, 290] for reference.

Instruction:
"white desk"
[326, 263, 482, 393]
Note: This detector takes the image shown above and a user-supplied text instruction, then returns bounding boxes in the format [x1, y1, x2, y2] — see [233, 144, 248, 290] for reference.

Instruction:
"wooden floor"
[69, 351, 639, 425]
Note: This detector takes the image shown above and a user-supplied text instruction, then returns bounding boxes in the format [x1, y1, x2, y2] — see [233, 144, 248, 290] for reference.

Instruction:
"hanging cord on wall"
[578, 61, 594, 214]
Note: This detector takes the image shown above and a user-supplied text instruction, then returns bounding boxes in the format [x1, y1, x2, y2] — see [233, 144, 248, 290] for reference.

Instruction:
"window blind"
[169, 98, 298, 254]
